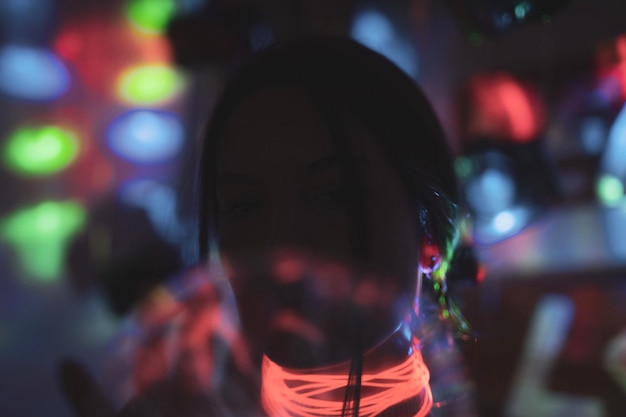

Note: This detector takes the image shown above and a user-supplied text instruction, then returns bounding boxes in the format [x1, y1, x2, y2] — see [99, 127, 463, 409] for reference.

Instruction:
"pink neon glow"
[261, 348, 433, 417]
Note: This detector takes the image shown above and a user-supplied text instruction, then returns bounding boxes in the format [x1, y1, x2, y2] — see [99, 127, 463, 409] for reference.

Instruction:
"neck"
[261, 326, 432, 417]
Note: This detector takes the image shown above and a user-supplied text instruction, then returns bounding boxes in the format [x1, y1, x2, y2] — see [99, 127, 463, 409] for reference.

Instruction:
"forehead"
[217, 87, 335, 175]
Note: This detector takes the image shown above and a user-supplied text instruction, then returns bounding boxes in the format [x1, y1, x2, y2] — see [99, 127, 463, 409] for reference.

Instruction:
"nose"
[265, 205, 308, 252]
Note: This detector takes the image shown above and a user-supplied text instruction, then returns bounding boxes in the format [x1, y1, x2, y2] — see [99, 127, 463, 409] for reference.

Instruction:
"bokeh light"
[350, 9, 418, 78]
[0, 45, 70, 101]
[459, 148, 544, 244]
[107, 110, 184, 163]
[480, 206, 532, 243]
[116, 64, 184, 105]
[466, 73, 543, 142]
[3, 125, 79, 176]
[53, 17, 173, 98]
[119, 178, 183, 242]
[125, 0, 177, 35]
[493, 210, 517, 234]
[600, 103, 626, 179]
[580, 116, 607, 155]
[466, 168, 517, 216]
[0, 201, 86, 282]
[454, 157, 474, 180]
[597, 174, 624, 206]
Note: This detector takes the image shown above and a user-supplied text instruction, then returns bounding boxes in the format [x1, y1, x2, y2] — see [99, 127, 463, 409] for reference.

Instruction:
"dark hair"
[197, 37, 459, 272]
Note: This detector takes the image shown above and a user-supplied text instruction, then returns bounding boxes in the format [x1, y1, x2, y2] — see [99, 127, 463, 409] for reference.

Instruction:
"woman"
[197, 37, 462, 416]
[60, 37, 466, 417]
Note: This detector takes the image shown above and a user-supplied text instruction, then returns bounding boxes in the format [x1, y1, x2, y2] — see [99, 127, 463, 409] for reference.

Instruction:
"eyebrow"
[216, 172, 257, 186]
[304, 154, 368, 177]
[216, 154, 369, 186]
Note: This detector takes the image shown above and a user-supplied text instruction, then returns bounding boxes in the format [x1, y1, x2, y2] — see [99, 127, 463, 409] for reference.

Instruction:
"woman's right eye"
[220, 200, 261, 217]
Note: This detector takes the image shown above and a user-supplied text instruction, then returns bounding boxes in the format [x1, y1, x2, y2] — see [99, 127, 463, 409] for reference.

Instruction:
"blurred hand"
[59, 358, 159, 417]
[58, 358, 223, 417]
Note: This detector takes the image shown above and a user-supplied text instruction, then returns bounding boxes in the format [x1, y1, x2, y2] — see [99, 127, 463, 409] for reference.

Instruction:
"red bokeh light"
[466, 73, 544, 143]
[53, 16, 172, 99]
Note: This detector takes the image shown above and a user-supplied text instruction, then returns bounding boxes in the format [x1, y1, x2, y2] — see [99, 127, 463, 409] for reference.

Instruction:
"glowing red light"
[52, 17, 172, 98]
[476, 264, 487, 283]
[261, 349, 432, 417]
[467, 73, 543, 143]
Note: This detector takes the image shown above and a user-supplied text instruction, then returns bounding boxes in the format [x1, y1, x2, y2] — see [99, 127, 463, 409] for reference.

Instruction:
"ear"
[419, 238, 441, 276]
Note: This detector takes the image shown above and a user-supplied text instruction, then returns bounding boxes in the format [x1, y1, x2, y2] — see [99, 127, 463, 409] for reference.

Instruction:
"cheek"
[366, 192, 420, 298]
[217, 214, 271, 257]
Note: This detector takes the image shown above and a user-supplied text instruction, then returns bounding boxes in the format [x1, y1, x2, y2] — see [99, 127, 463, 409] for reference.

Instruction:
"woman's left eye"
[305, 189, 346, 207]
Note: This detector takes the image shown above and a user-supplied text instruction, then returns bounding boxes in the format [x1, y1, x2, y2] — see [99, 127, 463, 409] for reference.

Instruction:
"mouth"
[269, 309, 325, 345]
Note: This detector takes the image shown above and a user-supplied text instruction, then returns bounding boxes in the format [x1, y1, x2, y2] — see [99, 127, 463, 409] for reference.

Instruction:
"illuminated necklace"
[261, 346, 433, 417]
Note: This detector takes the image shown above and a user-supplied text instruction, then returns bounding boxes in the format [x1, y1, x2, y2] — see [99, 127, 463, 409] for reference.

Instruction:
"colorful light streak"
[107, 110, 184, 163]
[0, 201, 86, 282]
[3, 125, 79, 176]
[116, 64, 183, 105]
[0, 45, 69, 101]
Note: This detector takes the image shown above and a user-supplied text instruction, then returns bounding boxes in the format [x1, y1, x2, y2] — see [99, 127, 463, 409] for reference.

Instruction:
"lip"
[269, 309, 325, 345]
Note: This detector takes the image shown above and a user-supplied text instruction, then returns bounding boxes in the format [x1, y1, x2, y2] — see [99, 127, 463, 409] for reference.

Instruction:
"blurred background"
[0, 0, 625, 416]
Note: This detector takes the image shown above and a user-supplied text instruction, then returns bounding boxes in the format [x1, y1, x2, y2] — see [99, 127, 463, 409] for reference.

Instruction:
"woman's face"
[215, 87, 421, 365]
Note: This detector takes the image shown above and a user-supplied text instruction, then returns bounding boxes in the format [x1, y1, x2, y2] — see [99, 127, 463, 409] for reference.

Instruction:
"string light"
[261, 349, 432, 417]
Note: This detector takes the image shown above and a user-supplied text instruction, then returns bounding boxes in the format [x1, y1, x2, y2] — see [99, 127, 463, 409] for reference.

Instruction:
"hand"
[58, 358, 167, 417]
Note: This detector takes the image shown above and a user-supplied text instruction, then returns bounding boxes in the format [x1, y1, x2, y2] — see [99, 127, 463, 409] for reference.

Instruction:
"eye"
[305, 188, 347, 208]
[220, 199, 261, 217]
